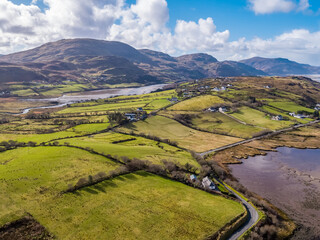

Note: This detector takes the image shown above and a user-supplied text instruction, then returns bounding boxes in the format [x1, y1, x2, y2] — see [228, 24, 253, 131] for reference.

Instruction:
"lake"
[230, 147, 320, 239]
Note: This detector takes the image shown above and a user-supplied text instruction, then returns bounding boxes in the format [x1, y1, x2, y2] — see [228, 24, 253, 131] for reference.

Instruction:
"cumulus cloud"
[0, 0, 123, 53]
[248, 0, 310, 14]
[1, 0, 320, 65]
[213, 29, 320, 65]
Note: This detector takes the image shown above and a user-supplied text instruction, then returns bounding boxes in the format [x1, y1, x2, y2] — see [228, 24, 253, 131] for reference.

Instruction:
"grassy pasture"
[191, 112, 262, 138]
[0, 122, 108, 143]
[67, 123, 109, 134]
[0, 131, 79, 143]
[169, 95, 225, 111]
[58, 100, 151, 114]
[261, 105, 309, 123]
[32, 172, 245, 240]
[230, 107, 293, 130]
[11, 89, 38, 97]
[144, 99, 172, 112]
[267, 101, 314, 114]
[0, 98, 50, 114]
[120, 116, 242, 152]
[59, 132, 199, 167]
[0, 146, 119, 226]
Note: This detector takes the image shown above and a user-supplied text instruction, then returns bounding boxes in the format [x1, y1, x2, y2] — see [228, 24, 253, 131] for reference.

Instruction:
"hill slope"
[240, 57, 320, 75]
[0, 39, 267, 87]
[0, 39, 152, 64]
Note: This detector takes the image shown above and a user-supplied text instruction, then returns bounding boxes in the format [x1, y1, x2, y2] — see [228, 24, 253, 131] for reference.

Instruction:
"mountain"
[0, 38, 267, 86]
[240, 57, 320, 76]
[138, 51, 266, 80]
[0, 39, 152, 64]
[0, 63, 47, 84]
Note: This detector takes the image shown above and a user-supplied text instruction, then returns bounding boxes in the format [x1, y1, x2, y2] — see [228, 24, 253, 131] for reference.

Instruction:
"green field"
[67, 123, 109, 134]
[169, 95, 225, 111]
[230, 106, 293, 130]
[0, 146, 119, 225]
[267, 101, 314, 114]
[58, 91, 176, 114]
[59, 132, 199, 167]
[58, 100, 151, 114]
[0, 122, 109, 143]
[120, 115, 242, 152]
[1, 77, 313, 239]
[31, 172, 244, 240]
[144, 99, 172, 112]
[191, 112, 262, 138]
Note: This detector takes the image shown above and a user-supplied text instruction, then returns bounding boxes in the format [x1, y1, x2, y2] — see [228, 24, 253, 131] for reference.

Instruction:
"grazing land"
[168, 95, 226, 111]
[58, 132, 199, 167]
[0, 147, 120, 226]
[31, 172, 245, 240]
[119, 115, 242, 152]
[191, 112, 262, 138]
[230, 106, 293, 130]
[0, 76, 319, 239]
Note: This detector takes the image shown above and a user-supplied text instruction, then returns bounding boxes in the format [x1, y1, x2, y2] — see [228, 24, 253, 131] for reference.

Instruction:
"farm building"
[202, 177, 216, 190]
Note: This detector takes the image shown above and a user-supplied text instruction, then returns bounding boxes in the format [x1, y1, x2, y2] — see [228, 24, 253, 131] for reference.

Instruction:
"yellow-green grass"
[169, 95, 226, 111]
[58, 100, 151, 114]
[144, 99, 172, 111]
[58, 132, 200, 167]
[11, 89, 38, 97]
[67, 123, 109, 134]
[0, 98, 48, 114]
[0, 146, 119, 226]
[272, 90, 302, 101]
[191, 112, 262, 138]
[31, 172, 245, 240]
[0, 131, 79, 143]
[268, 101, 314, 114]
[120, 116, 242, 152]
[58, 89, 176, 114]
[230, 107, 293, 130]
[218, 89, 250, 100]
[0, 122, 110, 143]
[261, 105, 308, 123]
[38, 84, 90, 97]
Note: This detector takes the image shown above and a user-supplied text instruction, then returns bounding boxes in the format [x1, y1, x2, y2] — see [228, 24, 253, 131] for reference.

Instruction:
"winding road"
[206, 120, 320, 239]
[224, 184, 259, 240]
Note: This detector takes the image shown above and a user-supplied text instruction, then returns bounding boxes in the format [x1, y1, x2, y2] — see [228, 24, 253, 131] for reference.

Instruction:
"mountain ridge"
[0, 38, 319, 86]
[240, 57, 320, 75]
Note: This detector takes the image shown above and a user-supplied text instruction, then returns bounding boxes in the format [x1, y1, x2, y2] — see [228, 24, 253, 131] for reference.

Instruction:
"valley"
[0, 75, 319, 239]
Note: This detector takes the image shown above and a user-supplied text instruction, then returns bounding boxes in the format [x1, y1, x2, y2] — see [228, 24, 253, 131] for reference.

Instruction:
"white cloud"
[131, 0, 169, 31]
[0, 0, 320, 66]
[297, 0, 310, 11]
[173, 18, 229, 52]
[0, 0, 123, 53]
[214, 29, 320, 65]
[248, 0, 310, 14]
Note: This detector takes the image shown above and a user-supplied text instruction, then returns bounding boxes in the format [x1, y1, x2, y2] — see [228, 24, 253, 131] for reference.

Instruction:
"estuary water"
[230, 147, 320, 239]
[20, 84, 167, 114]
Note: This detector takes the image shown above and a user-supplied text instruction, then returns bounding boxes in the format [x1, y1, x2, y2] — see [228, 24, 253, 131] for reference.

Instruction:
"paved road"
[200, 120, 320, 156]
[223, 183, 260, 240]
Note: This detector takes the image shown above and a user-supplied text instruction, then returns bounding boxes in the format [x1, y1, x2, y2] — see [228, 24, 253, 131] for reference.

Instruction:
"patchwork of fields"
[0, 77, 318, 239]
[120, 115, 242, 152]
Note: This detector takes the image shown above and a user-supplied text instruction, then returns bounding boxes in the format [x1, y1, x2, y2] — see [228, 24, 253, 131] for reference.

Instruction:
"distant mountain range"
[0, 38, 319, 85]
[240, 57, 320, 76]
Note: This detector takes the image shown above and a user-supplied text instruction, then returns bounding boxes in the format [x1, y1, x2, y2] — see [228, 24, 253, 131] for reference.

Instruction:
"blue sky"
[3, 0, 320, 65]
[11, 0, 320, 41]
[164, 0, 320, 40]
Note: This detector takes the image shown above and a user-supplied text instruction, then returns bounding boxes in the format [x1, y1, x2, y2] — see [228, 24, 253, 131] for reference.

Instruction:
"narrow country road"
[223, 183, 260, 240]
[205, 120, 320, 239]
[200, 120, 320, 156]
